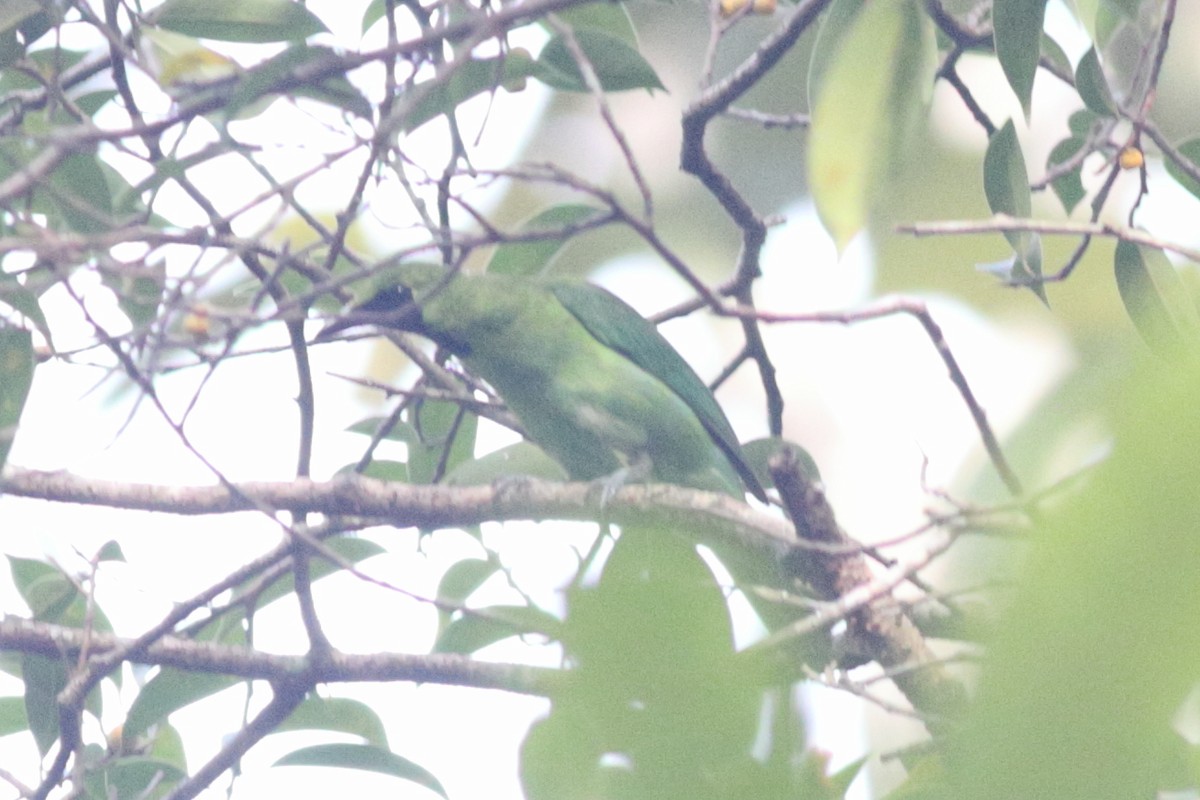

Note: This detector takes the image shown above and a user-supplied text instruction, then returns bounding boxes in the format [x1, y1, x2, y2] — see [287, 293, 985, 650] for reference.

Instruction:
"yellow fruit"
[1118, 146, 1144, 170]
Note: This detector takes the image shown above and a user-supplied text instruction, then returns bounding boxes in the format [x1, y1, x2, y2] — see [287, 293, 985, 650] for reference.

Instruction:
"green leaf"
[983, 119, 1047, 302]
[275, 743, 448, 798]
[487, 204, 606, 278]
[22, 655, 64, 755]
[0, 695, 27, 736]
[124, 670, 238, 740]
[948, 364, 1200, 799]
[406, 398, 478, 485]
[1046, 136, 1086, 213]
[806, 0, 865, 107]
[808, 0, 934, 250]
[993, 0, 1048, 117]
[8, 556, 77, 622]
[102, 261, 165, 331]
[534, 29, 664, 93]
[402, 51, 538, 132]
[1075, 47, 1115, 115]
[435, 558, 499, 609]
[1164, 137, 1200, 201]
[230, 536, 385, 615]
[276, 696, 389, 748]
[434, 604, 560, 654]
[47, 151, 112, 234]
[551, 3, 639, 47]
[84, 757, 186, 799]
[228, 44, 372, 119]
[361, 0, 387, 34]
[0, 327, 33, 473]
[1067, 108, 1101, 138]
[154, 0, 328, 43]
[1039, 33, 1072, 78]
[0, 0, 41, 37]
[96, 541, 126, 562]
[1113, 240, 1198, 356]
[443, 441, 567, 485]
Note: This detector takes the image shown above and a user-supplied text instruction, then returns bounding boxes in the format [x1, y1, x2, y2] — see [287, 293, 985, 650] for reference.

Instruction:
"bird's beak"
[313, 286, 423, 343]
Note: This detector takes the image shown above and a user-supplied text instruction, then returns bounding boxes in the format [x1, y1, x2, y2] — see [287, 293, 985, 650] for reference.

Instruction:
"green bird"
[319, 263, 768, 503]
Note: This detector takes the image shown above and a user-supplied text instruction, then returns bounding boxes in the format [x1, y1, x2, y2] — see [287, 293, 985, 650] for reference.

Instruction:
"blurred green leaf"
[808, 0, 933, 250]
[487, 204, 607, 278]
[275, 743, 448, 797]
[1164, 137, 1200, 202]
[155, 0, 328, 42]
[993, 0, 1048, 117]
[443, 441, 567, 485]
[435, 558, 498, 608]
[0, 327, 34, 473]
[22, 654, 64, 755]
[1075, 47, 1115, 115]
[85, 756, 186, 799]
[534, 29, 663, 92]
[983, 119, 1047, 302]
[406, 398, 478, 485]
[1039, 33, 1072, 78]
[403, 52, 539, 133]
[9, 556, 77, 622]
[275, 696, 389, 748]
[0, 696, 26, 736]
[949, 363, 1200, 799]
[228, 44, 372, 119]
[526, 525, 772, 799]
[1113, 240, 1198, 357]
[434, 604, 560, 654]
[806, 0, 865, 107]
[1046, 136, 1086, 213]
[551, 3, 639, 47]
[125, 670, 238, 740]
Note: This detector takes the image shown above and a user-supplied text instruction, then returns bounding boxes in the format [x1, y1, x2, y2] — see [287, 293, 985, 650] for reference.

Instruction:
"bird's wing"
[550, 282, 767, 502]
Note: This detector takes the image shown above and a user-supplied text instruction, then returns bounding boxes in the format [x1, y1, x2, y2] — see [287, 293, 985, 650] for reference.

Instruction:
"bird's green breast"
[418, 278, 726, 487]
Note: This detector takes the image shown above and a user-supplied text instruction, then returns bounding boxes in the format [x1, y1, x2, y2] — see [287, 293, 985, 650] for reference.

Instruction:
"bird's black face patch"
[316, 285, 427, 341]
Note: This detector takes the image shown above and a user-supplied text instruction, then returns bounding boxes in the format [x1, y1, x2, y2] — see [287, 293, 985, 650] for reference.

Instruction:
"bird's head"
[314, 263, 465, 350]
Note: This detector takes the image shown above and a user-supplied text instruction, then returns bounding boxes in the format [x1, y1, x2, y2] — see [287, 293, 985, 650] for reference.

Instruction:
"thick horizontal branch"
[898, 213, 1200, 264]
[0, 616, 558, 696]
[1, 467, 798, 563]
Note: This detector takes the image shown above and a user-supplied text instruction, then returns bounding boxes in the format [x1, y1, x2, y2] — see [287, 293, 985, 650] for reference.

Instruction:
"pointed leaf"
[551, 3, 638, 47]
[155, 0, 327, 43]
[434, 604, 560, 654]
[435, 558, 499, 609]
[276, 696, 388, 748]
[275, 743, 448, 798]
[1075, 47, 1115, 115]
[805, 0, 865, 106]
[808, 0, 934, 249]
[1113, 240, 1198, 356]
[993, 0, 1048, 117]
[984, 119, 1047, 302]
[534, 29, 663, 92]
[125, 670, 238, 740]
